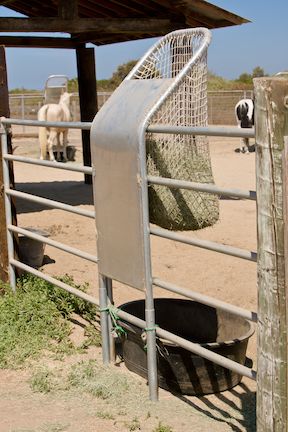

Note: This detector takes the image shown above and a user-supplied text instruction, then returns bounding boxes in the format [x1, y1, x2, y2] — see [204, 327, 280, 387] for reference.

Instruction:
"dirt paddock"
[0, 126, 257, 431]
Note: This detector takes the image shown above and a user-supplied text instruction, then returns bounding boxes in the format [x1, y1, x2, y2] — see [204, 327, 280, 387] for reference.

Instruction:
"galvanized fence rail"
[9, 90, 252, 126]
[0, 117, 257, 394]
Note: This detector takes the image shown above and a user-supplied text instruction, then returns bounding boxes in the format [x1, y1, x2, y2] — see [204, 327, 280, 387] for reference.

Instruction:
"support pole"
[106, 277, 116, 362]
[0, 45, 17, 285]
[76, 46, 97, 185]
[98, 273, 110, 364]
[1, 128, 16, 290]
[254, 77, 288, 431]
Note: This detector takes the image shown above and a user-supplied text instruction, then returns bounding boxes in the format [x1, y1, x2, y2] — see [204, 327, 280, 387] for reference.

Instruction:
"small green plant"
[153, 422, 173, 432]
[0, 274, 100, 368]
[67, 359, 130, 401]
[81, 323, 102, 348]
[125, 417, 141, 431]
[96, 411, 115, 420]
[68, 360, 112, 399]
[29, 366, 56, 393]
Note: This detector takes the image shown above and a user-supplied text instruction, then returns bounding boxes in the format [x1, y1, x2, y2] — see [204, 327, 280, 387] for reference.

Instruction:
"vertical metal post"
[145, 286, 158, 401]
[140, 128, 159, 402]
[21, 95, 25, 134]
[1, 124, 16, 290]
[106, 277, 116, 362]
[98, 273, 110, 364]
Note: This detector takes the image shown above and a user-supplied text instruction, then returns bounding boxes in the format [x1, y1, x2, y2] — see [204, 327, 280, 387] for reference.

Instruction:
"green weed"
[153, 422, 173, 432]
[0, 274, 100, 368]
[29, 366, 56, 393]
[95, 411, 115, 420]
[125, 417, 141, 431]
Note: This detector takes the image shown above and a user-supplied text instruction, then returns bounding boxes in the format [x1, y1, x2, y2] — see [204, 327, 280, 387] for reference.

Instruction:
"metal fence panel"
[8, 90, 252, 125]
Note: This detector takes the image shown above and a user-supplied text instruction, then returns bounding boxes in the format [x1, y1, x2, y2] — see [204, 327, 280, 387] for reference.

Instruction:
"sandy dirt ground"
[0, 126, 257, 431]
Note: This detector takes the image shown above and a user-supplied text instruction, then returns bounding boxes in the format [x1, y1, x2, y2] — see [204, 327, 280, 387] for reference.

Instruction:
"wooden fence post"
[76, 46, 98, 185]
[255, 76, 288, 430]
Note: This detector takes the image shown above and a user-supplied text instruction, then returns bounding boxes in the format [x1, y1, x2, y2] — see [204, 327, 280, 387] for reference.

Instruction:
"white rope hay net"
[127, 28, 219, 231]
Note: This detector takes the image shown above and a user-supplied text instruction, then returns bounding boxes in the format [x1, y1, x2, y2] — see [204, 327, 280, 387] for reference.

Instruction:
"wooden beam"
[76, 47, 97, 185]
[255, 76, 288, 431]
[173, 0, 249, 25]
[71, 31, 153, 44]
[0, 17, 183, 34]
[58, 0, 78, 20]
[0, 36, 79, 49]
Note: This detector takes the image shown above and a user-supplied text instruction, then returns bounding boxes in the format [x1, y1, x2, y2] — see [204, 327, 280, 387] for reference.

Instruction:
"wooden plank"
[255, 77, 288, 430]
[0, 36, 79, 49]
[175, 0, 250, 24]
[58, 0, 78, 20]
[0, 17, 180, 34]
[0, 46, 17, 284]
[76, 47, 97, 185]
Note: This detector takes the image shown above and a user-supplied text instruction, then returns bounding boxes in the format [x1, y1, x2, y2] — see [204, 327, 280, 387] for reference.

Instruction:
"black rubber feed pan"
[118, 298, 254, 396]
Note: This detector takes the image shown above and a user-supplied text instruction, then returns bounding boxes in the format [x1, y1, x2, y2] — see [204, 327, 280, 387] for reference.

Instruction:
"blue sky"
[1, 1, 288, 90]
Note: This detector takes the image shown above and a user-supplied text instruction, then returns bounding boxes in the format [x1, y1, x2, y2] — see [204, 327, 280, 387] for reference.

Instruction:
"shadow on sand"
[15, 180, 93, 214]
[175, 382, 256, 432]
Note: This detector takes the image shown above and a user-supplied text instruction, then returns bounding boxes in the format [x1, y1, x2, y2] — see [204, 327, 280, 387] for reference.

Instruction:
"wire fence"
[9, 90, 253, 127]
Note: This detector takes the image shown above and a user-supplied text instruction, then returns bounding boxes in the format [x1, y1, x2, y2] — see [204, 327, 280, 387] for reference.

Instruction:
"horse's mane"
[59, 92, 72, 106]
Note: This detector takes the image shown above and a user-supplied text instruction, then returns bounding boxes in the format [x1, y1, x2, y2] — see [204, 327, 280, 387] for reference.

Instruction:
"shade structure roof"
[0, 0, 249, 48]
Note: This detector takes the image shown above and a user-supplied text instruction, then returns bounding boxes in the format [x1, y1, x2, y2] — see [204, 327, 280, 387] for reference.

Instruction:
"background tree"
[252, 66, 266, 78]
[67, 77, 78, 93]
[237, 72, 252, 84]
[109, 60, 138, 88]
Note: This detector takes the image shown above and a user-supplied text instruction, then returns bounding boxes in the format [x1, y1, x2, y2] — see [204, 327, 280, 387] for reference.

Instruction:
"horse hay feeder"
[118, 299, 254, 395]
[91, 28, 219, 289]
[91, 28, 226, 399]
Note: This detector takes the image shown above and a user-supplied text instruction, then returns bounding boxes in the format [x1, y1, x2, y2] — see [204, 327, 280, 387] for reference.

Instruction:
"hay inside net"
[129, 29, 219, 231]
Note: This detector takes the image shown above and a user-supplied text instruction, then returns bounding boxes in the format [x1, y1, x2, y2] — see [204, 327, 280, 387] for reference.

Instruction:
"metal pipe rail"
[1, 117, 92, 130]
[4, 154, 93, 175]
[153, 278, 258, 323]
[8, 225, 98, 263]
[1, 119, 256, 140]
[147, 124, 255, 138]
[150, 226, 257, 262]
[148, 175, 256, 201]
[10, 258, 256, 382]
[5, 188, 95, 219]
[10, 258, 100, 306]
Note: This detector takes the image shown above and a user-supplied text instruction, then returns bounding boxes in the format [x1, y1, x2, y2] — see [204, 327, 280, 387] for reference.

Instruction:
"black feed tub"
[118, 298, 254, 396]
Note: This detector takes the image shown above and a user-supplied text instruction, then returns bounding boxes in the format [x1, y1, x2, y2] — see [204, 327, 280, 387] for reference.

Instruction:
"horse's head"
[236, 99, 254, 128]
[59, 92, 72, 106]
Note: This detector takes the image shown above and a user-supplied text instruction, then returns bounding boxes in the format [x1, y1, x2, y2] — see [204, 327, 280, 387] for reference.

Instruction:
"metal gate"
[1, 48, 288, 432]
[44, 74, 68, 104]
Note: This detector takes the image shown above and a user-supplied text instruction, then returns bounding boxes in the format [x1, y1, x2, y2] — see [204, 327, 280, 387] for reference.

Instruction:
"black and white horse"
[235, 98, 255, 153]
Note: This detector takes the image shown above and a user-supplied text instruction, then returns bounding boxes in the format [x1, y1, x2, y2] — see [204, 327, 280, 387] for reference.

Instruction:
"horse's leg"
[62, 130, 68, 162]
[56, 133, 62, 161]
[242, 137, 249, 153]
[48, 130, 57, 161]
[39, 127, 48, 160]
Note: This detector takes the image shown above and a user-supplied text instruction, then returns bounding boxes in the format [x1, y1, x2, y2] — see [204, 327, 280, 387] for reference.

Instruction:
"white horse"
[235, 98, 255, 153]
[38, 92, 72, 162]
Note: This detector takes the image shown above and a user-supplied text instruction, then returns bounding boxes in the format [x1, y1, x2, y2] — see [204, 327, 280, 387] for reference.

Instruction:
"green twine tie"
[99, 305, 127, 337]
